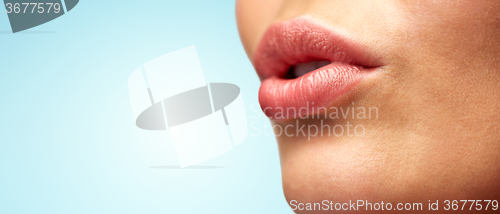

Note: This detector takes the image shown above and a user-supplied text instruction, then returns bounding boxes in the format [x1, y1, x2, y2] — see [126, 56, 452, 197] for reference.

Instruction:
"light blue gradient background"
[0, 1, 292, 213]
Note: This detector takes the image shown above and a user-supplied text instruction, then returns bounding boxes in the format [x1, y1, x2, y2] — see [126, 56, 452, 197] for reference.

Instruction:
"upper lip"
[252, 16, 383, 119]
[253, 17, 381, 80]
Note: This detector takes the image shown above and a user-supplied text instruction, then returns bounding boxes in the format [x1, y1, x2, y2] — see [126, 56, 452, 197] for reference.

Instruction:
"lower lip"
[259, 63, 372, 119]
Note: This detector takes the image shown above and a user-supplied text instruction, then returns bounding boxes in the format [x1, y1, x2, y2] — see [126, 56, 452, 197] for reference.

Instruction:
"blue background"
[0, 1, 291, 213]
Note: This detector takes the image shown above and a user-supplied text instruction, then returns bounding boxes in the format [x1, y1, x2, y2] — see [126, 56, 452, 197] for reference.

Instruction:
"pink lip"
[254, 17, 382, 119]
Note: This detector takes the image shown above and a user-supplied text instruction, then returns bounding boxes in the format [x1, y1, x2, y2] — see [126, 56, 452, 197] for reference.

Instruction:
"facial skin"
[237, 0, 500, 213]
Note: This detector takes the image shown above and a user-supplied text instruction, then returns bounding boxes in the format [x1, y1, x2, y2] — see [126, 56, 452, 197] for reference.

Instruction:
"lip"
[253, 17, 382, 119]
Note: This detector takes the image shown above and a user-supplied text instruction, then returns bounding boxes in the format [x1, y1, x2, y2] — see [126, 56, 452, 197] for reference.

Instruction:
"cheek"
[400, 0, 500, 53]
[236, 0, 284, 59]
[388, 0, 500, 95]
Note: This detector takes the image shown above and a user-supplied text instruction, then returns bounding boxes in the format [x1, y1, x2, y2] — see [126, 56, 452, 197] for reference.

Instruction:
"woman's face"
[237, 0, 500, 212]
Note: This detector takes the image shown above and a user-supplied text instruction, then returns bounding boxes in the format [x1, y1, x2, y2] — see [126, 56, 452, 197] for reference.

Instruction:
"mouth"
[253, 17, 382, 120]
